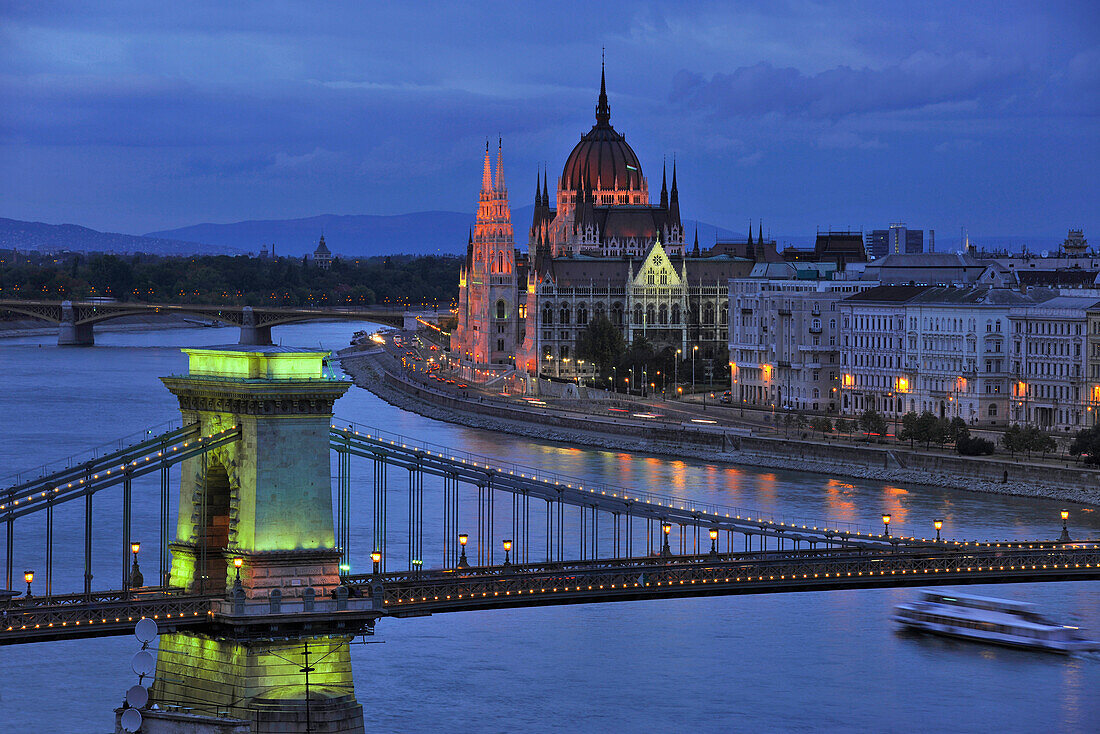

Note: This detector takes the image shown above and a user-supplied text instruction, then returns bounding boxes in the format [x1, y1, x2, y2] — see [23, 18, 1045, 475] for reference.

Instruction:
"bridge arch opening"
[198, 458, 233, 592]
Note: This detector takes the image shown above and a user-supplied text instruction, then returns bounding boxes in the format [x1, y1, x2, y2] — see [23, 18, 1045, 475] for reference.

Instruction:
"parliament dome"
[560, 68, 645, 194]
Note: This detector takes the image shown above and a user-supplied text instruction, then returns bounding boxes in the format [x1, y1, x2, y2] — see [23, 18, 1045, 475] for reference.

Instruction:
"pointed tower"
[693, 228, 700, 257]
[669, 160, 681, 226]
[458, 138, 517, 365]
[747, 221, 754, 247]
[660, 161, 668, 209]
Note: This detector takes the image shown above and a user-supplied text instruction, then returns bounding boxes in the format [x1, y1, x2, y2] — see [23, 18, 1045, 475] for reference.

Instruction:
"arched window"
[542, 305, 553, 325]
[704, 303, 715, 324]
[577, 303, 588, 325]
[690, 305, 699, 324]
[720, 306, 728, 325]
[611, 302, 623, 325]
[671, 304, 681, 324]
[594, 302, 605, 320]
[560, 345, 569, 360]
[658, 304, 668, 324]
[646, 304, 656, 325]
[633, 304, 643, 324]
[496, 300, 506, 319]
[560, 304, 571, 325]
[496, 253, 504, 273]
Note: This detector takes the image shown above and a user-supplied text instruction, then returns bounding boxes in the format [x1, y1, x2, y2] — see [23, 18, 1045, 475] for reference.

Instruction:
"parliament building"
[452, 66, 754, 379]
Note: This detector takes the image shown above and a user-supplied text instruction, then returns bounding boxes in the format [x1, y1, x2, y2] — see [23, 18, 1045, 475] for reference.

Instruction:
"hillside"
[0, 217, 233, 255]
[146, 208, 743, 257]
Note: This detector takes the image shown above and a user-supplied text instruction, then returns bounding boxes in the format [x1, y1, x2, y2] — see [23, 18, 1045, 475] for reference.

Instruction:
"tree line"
[0, 250, 461, 309]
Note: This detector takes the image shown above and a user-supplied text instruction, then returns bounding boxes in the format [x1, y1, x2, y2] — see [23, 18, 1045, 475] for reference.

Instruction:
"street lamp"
[1060, 509, 1071, 542]
[709, 528, 719, 557]
[882, 513, 891, 537]
[130, 541, 144, 589]
[24, 570, 34, 599]
[412, 558, 423, 578]
[371, 550, 382, 576]
[502, 539, 512, 568]
[660, 522, 672, 557]
[692, 346, 699, 393]
[934, 519, 943, 542]
[675, 349, 681, 398]
[457, 533, 470, 568]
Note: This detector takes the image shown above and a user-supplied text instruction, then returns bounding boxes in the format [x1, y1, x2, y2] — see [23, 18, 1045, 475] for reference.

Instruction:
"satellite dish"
[131, 650, 155, 677]
[134, 618, 158, 644]
[126, 684, 149, 709]
[120, 708, 143, 733]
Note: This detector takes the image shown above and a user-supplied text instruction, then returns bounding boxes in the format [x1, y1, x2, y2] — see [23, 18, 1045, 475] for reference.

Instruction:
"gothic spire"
[693, 227, 700, 257]
[495, 137, 507, 196]
[481, 140, 493, 197]
[758, 220, 764, 244]
[535, 168, 542, 208]
[542, 163, 549, 206]
[595, 55, 611, 125]
[670, 159, 679, 204]
[747, 220, 754, 246]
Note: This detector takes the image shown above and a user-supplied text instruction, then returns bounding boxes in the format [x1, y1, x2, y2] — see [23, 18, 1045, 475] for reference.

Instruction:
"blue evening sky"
[1, 1, 1097, 242]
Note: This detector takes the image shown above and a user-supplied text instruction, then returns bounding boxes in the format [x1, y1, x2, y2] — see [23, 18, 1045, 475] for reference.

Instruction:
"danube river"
[1, 322, 1098, 733]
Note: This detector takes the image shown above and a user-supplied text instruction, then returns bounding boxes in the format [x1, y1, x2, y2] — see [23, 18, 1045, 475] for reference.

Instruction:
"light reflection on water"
[0, 321, 1097, 733]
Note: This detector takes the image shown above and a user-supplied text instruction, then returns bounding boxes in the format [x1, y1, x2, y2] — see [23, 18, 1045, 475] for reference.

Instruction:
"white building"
[1008, 296, 1099, 430]
[729, 263, 874, 414]
[839, 285, 1045, 427]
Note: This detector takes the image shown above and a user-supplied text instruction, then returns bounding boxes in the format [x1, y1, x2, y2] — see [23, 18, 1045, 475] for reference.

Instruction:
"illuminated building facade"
[728, 264, 874, 414]
[454, 65, 756, 376]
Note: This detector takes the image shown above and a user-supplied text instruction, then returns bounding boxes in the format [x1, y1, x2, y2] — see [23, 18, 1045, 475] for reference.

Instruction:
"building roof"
[314, 235, 331, 256]
[844, 284, 1049, 307]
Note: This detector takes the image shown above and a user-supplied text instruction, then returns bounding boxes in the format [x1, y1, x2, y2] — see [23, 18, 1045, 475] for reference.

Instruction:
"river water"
[0, 322, 1097, 733]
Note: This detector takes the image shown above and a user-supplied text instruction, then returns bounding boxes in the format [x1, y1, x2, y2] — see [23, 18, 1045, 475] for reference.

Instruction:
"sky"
[1, 1, 1097, 243]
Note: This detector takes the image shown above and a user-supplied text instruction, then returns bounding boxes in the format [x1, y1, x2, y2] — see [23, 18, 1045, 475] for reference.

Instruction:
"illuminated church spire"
[480, 140, 493, 200]
[595, 54, 610, 125]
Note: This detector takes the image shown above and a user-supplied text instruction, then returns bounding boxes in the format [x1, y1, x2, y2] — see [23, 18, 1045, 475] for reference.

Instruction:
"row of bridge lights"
[339, 427, 1009, 545]
[357, 512, 1084, 577]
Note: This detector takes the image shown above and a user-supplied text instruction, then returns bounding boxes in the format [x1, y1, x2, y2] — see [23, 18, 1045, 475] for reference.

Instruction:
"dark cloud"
[670, 53, 1026, 119]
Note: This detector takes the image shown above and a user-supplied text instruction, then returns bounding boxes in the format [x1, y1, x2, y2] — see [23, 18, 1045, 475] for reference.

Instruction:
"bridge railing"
[332, 419, 923, 540]
[0, 419, 184, 489]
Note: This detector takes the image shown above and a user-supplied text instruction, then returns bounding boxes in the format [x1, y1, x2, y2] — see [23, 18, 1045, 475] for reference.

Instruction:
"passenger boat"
[894, 589, 1100, 653]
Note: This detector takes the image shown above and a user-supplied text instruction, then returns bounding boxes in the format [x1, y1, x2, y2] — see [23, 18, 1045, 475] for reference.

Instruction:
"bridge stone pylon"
[154, 345, 365, 732]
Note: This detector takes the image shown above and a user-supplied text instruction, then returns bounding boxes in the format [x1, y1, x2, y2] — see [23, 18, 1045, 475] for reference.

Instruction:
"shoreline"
[0, 314, 214, 339]
[339, 348, 1100, 509]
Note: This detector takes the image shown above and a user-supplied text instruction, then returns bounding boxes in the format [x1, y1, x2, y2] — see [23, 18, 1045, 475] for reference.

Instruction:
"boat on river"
[894, 589, 1100, 654]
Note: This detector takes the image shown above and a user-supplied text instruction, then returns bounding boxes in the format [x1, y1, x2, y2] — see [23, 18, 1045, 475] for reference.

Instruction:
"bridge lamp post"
[709, 528, 719, 558]
[660, 523, 672, 558]
[371, 551, 382, 577]
[457, 534, 470, 568]
[130, 542, 144, 589]
[934, 519, 943, 542]
[502, 540, 512, 569]
[23, 570, 33, 599]
[882, 513, 891, 537]
[412, 559, 423, 579]
[1059, 510, 1071, 542]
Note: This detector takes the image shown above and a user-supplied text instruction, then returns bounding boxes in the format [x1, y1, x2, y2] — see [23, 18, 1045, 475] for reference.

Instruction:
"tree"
[835, 418, 855, 437]
[782, 412, 796, 437]
[810, 417, 833, 438]
[859, 409, 888, 438]
[1069, 426, 1100, 466]
[1021, 425, 1056, 458]
[1002, 424, 1024, 457]
[947, 417, 970, 444]
[897, 411, 920, 447]
[915, 411, 940, 447]
[575, 314, 626, 379]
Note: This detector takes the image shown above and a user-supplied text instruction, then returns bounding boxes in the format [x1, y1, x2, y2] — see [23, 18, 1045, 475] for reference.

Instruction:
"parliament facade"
[452, 67, 752, 378]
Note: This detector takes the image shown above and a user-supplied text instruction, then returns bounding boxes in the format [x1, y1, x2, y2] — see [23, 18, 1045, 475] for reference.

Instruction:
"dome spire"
[595, 51, 610, 126]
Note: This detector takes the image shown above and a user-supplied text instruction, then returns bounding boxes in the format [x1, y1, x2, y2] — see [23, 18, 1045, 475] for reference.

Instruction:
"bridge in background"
[1, 344, 1095, 732]
[0, 299, 408, 345]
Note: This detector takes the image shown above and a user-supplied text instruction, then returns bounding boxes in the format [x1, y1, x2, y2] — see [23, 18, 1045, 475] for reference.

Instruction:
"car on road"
[720, 391, 732, 404]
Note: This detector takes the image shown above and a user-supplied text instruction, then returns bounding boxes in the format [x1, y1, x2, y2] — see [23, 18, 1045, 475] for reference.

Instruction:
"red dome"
[561, 124, 644, 193]
[560, 67, 644, 192]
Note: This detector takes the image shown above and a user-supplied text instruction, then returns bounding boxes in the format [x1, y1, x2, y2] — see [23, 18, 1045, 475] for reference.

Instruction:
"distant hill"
[146, 212, 476, 257]
[0, 217, 234, 255]
[146, 208, 743, 257]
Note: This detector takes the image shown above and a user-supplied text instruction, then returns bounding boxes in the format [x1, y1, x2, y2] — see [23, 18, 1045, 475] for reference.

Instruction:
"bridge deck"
[4, 545, 1095, 645]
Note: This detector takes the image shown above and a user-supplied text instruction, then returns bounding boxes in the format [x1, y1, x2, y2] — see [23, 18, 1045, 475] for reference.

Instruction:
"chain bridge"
[2, 345, 1096, 732]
